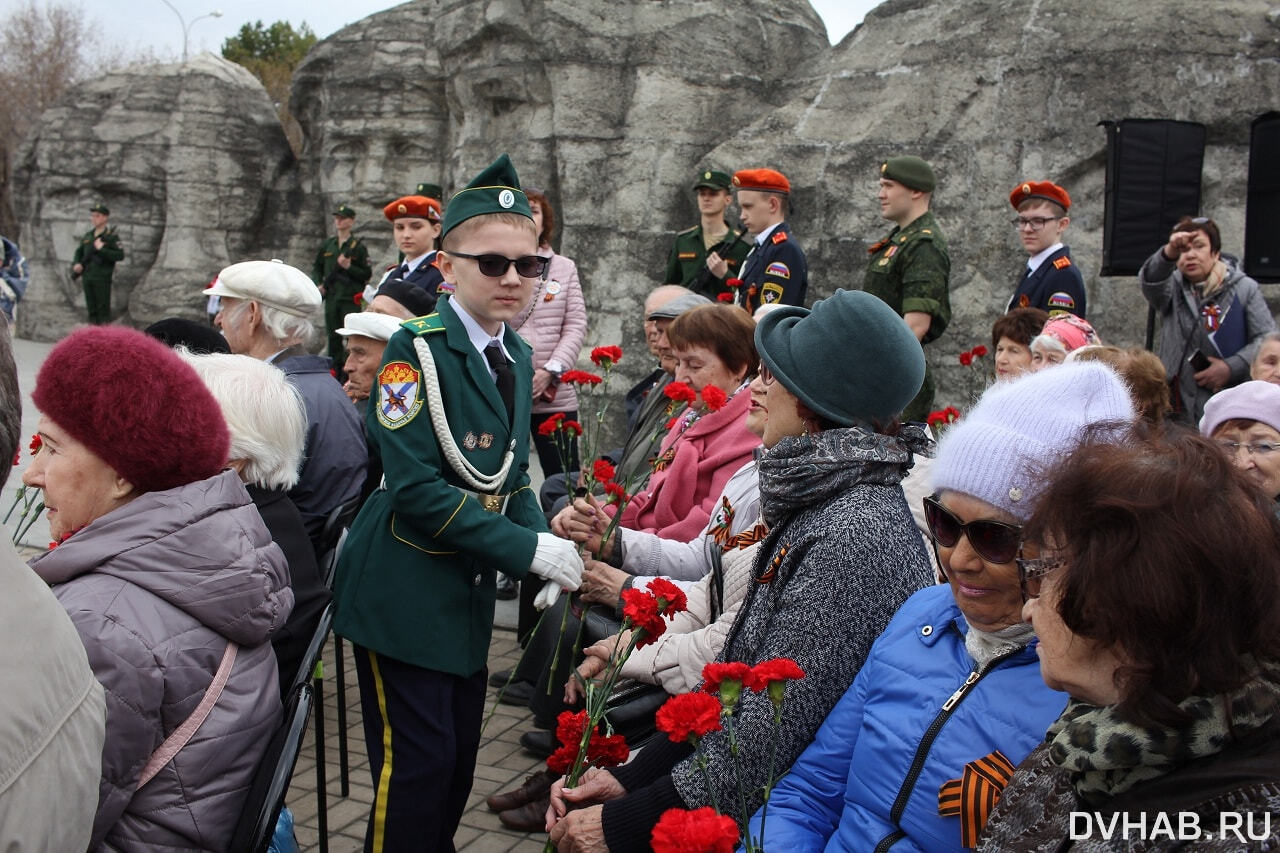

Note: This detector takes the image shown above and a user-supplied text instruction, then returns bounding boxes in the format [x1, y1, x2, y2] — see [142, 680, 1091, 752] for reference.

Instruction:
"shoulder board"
[1053, 256, 1072, 269]
[677, 225, 698, 235]
[402, 313, 445, 335]
[771, 230, 788, 244]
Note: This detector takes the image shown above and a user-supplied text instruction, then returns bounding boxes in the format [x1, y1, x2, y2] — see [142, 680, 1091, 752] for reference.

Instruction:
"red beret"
[32, 326, 230, 493]
[383, 195, 442, 222]
[1010, 181, 1071, 211]
[732, 168, 791, 194]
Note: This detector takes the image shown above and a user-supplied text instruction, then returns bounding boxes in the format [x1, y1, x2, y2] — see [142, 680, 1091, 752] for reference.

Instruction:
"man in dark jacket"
[71, 202, 124, 324]
[1006, 181, 1087, 317]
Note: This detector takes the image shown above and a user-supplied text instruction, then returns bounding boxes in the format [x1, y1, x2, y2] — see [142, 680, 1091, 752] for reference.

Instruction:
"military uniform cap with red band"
[1009, 181, 1071, 211]
[732, 168, 791, 194]
[383, 195, 442, 222]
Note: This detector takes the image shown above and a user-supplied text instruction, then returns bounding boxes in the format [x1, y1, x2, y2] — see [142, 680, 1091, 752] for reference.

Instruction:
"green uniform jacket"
[864, 211, 951, 422]
[71, 227, 124, 286]
[332, 296, 547, 675]
[663, 220, 751, 299]
[312, 235, 372, 292]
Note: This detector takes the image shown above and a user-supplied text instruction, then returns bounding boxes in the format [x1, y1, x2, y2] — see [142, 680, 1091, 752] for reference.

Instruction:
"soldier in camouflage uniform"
[313, 204, 372, 362]
[71, 203, 124, 325]
[864, 156, 951, 423]
[664, 169, 751, 300]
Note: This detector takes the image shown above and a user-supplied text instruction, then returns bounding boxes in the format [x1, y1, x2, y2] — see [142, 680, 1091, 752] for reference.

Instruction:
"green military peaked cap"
[880, 156, 937, 193]
[440, 154, 532, 238]
[415, 182, 444, 200]
[332, 203, 356, 218]
[692, 169, 732, 191]
[90, 202, 110, 215]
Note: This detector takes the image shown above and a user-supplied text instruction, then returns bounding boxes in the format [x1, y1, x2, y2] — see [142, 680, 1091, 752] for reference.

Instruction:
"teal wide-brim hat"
[755, 289, 925, 425]
[441, 153, 532, 238]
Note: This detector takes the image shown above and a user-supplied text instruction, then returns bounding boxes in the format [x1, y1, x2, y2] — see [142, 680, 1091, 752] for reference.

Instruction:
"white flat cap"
[206, 259, 320, 317]
[337, 311, 402, 342]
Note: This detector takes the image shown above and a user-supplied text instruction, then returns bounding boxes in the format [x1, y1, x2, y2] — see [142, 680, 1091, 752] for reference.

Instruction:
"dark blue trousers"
[353, 646, 486, 852]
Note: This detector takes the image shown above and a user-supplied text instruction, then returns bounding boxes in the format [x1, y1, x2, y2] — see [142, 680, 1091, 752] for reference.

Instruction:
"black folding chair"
[317, 525, 352, 798]
[228, 681, 314, 853]
[291, 602, 334, 853]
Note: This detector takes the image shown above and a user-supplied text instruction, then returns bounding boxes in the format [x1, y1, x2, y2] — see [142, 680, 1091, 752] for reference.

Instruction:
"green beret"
[332, 204, 356, 218]
[415, 182, 443, 200]
[879, 156, 937, 193]
[90, 202, 109, 215]
[440, 154, 532, 239]
[755, 289, 924, 425]
[692, 169, 732, 191]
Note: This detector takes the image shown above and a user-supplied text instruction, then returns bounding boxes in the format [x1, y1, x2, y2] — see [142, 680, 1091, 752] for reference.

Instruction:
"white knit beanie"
[929, 362, 1135, 520]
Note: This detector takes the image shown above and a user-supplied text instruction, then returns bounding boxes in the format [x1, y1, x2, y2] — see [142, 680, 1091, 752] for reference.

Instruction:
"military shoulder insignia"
[677, 225, 698, 235]
[921, 229, 932, 235]
[678, 252, 697, 260]
[771, 231, 788, 244]
[402, 313, 444, 335]
[376, 361, 424, 430]
[1047, 292, 1076, 310]
[761, 282, 784, 303]
[1053, 256, 1072, 269]
[765, 261, 790, 280]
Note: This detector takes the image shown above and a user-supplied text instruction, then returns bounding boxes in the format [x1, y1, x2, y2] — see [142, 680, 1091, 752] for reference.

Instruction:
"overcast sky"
[3, 0, 876, 61]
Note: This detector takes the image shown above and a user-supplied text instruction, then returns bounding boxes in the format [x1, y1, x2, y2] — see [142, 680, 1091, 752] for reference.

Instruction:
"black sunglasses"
[447, 251, 549, 279]
[922, 495, 1022, 565]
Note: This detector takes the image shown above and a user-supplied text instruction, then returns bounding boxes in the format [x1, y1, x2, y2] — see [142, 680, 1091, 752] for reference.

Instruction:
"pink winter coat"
[510, 248, 588, 415]
[608, 388, 760, 542]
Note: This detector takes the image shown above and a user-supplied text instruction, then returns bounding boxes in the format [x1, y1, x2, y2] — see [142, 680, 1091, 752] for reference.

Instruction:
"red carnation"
[958, 351, 973, 366]
[561, 369, 604, 386]
[651, 807, 741, 853]
[665, 416, 680, 430]
[604, 480, 629, 505]
[586, 731, 629, 767]
[971, 344, 988, 357]
[655, 692, 723, 745]
[562, 419, 584, 437]
[621, 588, 667, 647]
[29, 434, 41, 454]
[724, 278, 743, 290]
[702, 661, 752, 708]
[546, 744, 578, 775]
[664, 382, 697, 405]
[716, 292, 733, 302]
[926, 410, 947, 428]
[590, 345, 624, 367]
[748, 657, 805, 704]
[945, 406, 962, 423]
[592, 459, 616, 483]
[700, 385, 728, 412]
[353, 292, 364, 306]
[555, 709, 589, 747]
[537, 413, 566, 436]
[646, 577, 688, 615]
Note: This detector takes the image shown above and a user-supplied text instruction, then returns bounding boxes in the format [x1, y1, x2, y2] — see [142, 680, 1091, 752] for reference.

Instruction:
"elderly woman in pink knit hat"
[1200, 379, 1280, 503]
[1029, 314, 1100, 371]
[22, 325, 292, 851]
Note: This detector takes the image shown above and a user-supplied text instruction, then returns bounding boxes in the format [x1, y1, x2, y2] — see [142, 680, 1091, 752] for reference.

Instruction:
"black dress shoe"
[498, 679, 535, 706]
[519, 728, 557, 759]
[499, 795, 551, 832]
[486, 768, 557, 812]
[496, 575, 519, 600]
[489, 668, 514, 689]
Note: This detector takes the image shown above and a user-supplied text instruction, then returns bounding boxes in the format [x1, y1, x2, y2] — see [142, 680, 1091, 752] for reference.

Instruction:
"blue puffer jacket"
[747, 583, 1067, 852]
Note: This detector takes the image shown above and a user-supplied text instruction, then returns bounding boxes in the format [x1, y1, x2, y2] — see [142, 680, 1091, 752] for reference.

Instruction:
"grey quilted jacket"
[29, 469, 293, 851]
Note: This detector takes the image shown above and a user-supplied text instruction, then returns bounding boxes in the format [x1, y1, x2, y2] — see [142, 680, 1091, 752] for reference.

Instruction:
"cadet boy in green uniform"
[663, 169, 751, 299]
[71, 202, 124, 324]
[864, 156, 951, 422]
[313, 203, 372, 362]
[333, 154, 584, 852]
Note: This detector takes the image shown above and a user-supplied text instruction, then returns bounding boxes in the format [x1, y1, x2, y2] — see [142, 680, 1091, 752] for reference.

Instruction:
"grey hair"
[224, 297, 316, 349]
[0, 317, 18, 488]
[177, 349, 307, 490]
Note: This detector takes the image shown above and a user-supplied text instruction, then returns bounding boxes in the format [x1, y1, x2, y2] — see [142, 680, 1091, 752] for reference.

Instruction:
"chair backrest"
[319, 526, 350, 590]
[228, 681, 314, 853]
[289, 601, 334, 696]
[314, 495, 360, 562]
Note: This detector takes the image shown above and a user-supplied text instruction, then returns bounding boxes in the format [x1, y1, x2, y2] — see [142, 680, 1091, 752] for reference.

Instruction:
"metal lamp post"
[158, 1, 224, 62]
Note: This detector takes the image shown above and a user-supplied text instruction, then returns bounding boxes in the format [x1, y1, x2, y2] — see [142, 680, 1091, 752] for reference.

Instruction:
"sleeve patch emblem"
[765, 262, 791, 279]
[1047, 292, 1076, 310]
[376, 360, 424, 430]
[761, 282, 784, 303]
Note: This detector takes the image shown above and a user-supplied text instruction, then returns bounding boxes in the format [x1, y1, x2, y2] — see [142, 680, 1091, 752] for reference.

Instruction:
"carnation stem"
[481, 606, 548, 737]
[2, 485, 26, 525]
[723, 712, 754, 847]
[13, 499, 45, 546]
[755, 703, 785, 852]
[545, 591, 576, 696]
[694, 744, 721, 814]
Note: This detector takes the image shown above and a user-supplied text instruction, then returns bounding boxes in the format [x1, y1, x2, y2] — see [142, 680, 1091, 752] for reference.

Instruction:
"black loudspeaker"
[1246, 112, 1280, 282]
[1099, 119, 1207, 277]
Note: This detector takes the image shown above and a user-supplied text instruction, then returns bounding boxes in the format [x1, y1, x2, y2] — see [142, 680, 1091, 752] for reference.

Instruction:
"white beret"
[337, 311, 403, 342]
[206, 259, 320, 317]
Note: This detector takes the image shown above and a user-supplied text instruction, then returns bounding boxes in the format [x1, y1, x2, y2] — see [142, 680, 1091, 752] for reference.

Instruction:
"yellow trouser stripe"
[369, 650, 394, 853]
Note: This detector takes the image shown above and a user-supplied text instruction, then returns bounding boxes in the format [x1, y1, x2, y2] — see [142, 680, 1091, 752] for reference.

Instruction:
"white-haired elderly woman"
[182, 350, 331, 692]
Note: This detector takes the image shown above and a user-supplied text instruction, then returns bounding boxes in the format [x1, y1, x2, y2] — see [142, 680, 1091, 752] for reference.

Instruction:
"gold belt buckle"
[479, 493, 505, 513]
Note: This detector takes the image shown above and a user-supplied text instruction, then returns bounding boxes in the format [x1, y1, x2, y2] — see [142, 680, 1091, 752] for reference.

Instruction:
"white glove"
[529, 532, 583, 610]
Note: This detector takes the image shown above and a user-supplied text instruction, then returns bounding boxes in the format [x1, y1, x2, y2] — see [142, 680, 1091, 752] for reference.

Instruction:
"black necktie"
[394, 263, 410, 280]
[483, 342, 515, 423]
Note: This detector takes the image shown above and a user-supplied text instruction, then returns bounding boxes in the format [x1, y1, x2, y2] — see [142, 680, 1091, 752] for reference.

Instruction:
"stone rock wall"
[13, 54, 297, 339]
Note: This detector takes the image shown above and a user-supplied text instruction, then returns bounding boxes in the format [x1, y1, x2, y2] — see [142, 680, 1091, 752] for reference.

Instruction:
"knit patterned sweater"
[601, 426, 935, 850]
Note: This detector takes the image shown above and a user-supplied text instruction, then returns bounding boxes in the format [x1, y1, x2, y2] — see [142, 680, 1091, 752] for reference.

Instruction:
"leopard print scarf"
[1046, 657, 1280, 804]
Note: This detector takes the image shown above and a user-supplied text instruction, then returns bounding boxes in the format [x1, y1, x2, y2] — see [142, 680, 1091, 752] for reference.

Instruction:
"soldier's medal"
[376, 361, 423, 430]
[761, 282, 784, 303]
[478, 432, 494, 449]
[1018, 294, 1031, 308]
[546, 280, 562, 295]
[463, 431, 478, 450]
[765, 261, 790, 280]
[885, 245, 898, 259]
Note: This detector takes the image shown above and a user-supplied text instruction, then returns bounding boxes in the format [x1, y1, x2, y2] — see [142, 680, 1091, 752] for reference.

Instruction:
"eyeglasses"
[759, 362, 775, 386]
[1010, 216, 1061, 231]
[1216, 440, 1280, 457]
[1016, 555, 1064, 600]
[447, 251, 549, 279]
[922, 495, 1023, 565]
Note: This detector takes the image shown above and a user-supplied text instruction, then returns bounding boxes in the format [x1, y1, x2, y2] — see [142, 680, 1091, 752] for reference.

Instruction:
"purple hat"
[1200, 380, 1280, 438]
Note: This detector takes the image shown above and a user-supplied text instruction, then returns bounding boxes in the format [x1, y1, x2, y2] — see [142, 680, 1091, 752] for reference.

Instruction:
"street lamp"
[158, 0, 224, 62]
